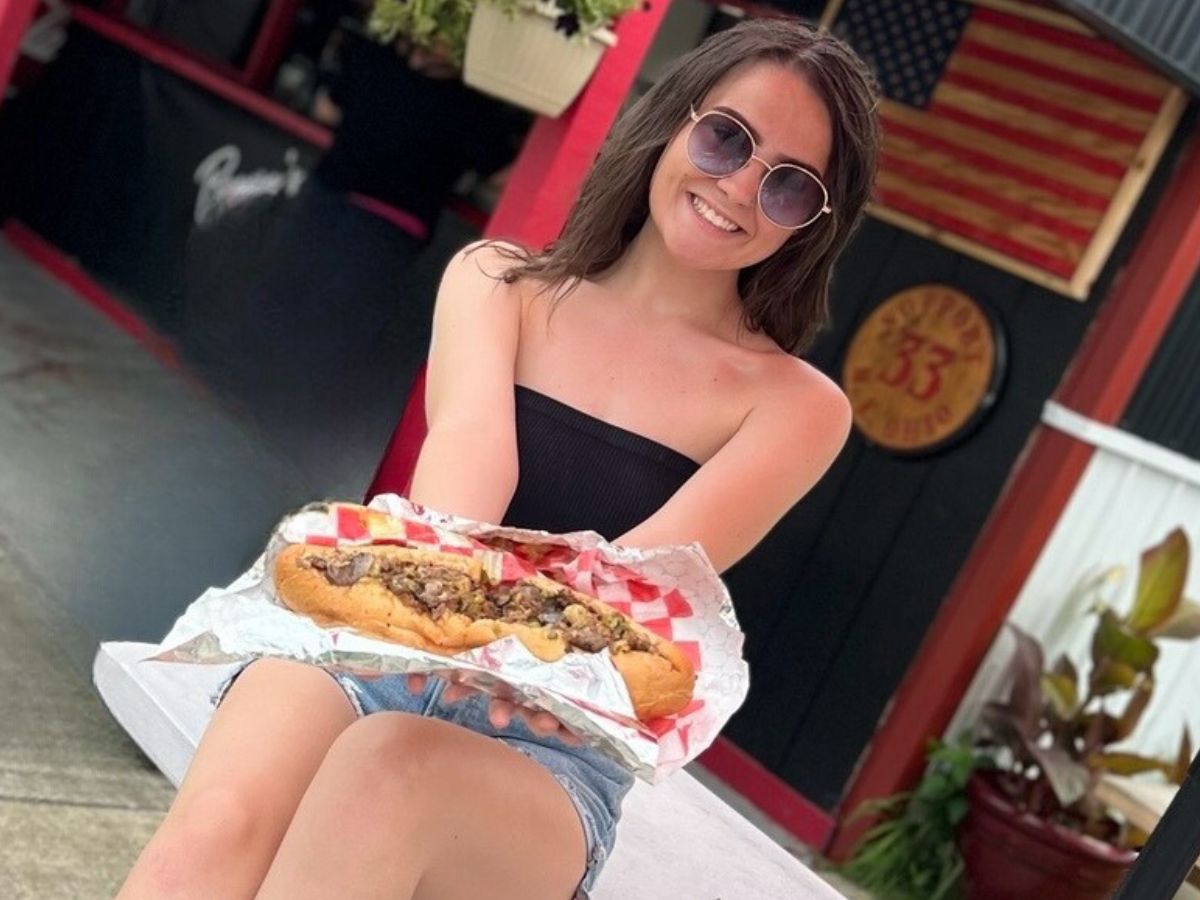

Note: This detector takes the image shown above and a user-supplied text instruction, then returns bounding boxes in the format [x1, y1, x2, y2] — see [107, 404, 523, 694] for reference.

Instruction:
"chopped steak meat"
[298, 550, 655, 655]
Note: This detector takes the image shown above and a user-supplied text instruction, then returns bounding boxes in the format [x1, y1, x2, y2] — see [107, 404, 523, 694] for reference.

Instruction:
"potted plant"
[369, 0, 638, 116]
[960, 527, 1198, 899]
[840, 735, 983, 900]
[842, 528, 1197, 900]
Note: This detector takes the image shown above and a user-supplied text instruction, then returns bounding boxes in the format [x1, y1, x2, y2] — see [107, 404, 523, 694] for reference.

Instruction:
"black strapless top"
[499, 385, 701, 539]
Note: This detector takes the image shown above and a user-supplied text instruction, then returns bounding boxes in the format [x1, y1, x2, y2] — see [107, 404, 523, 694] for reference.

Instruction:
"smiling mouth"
[688, 192, 743, 234]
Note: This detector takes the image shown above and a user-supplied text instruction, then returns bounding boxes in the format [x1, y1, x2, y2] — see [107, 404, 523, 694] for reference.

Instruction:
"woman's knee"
[319, 713, 441, 801]
[159, 782, 267, 865]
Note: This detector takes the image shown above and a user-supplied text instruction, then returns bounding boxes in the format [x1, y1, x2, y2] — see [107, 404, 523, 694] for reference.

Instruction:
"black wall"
[718, 107, 1197, 811]
[1121, 267, 1200, 458]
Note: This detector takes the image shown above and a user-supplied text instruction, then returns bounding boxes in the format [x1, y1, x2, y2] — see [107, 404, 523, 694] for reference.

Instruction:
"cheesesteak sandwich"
[272, 543, 696, 721]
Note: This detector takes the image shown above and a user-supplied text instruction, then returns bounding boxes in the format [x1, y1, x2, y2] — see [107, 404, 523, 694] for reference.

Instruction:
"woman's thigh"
[118, 659, 360, 898]
[258, 712, 590, 900]
[414, 727, 591, 900]
[172, 657, 358, 826]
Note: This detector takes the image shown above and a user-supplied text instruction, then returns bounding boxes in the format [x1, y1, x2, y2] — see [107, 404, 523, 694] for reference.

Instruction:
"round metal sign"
[841, 284, 1005, 455]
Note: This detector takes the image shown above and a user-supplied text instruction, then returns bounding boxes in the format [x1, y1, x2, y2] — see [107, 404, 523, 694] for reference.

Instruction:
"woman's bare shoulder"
[755, 351, 851, 426]
[454, 238, 529, 275]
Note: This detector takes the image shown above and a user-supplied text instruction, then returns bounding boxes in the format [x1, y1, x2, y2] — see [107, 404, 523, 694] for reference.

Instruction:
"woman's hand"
[407, 674, 582, 746]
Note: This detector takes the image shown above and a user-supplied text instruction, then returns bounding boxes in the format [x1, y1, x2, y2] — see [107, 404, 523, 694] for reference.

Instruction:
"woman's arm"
[614, 364, 853, 575]
[404, 243, 579, 740]
[406, 241, 524, 524]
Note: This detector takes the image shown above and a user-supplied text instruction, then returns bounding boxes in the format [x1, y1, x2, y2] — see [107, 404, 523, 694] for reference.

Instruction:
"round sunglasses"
[686, 104, 832, 230]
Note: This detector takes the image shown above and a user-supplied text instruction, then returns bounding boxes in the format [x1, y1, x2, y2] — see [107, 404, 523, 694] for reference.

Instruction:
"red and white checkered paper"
[159, 495, 750, 782]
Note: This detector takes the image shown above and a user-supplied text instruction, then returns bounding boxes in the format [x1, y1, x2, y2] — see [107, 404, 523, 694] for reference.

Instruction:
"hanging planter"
[463, 0, 615, 117]
[370, 0, 630, 118]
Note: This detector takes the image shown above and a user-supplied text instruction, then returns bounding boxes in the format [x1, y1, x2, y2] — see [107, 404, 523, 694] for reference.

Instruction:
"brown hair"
[477, 16, 880, 355]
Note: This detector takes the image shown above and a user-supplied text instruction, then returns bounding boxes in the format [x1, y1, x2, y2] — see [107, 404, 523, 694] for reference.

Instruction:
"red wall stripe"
[883, 115, 1112, 210]
[71, 6, 332, 149]
[925, 100, 1130, 180]
[972, 6, 1147, 69]
[0, 0, 38, 107]
[956, 37, 1162, 112]
[238, 0, 302, 89]
[3, 220, 181, 370]
[879, 151, 1096, 245]
[941, 69, 1146, 146]
[877, 187, 1078, 276]
[697, 736, 835, 849]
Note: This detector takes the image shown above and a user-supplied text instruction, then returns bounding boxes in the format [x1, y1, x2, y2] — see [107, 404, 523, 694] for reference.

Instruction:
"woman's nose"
[715, 163, 763, 213]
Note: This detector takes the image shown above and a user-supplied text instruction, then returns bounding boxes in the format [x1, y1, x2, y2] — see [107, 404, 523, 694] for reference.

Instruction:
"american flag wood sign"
[821, 0, 1186, 299]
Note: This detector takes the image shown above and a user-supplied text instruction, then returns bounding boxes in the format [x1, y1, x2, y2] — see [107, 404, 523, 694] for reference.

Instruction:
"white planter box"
[464, 1, 613, 117]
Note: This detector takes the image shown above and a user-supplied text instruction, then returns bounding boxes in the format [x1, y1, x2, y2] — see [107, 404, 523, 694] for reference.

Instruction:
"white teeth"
[690, 194, 739, 232]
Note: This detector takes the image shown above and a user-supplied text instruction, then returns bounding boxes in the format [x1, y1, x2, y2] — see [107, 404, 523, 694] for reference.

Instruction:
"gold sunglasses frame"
[686, 104, 833, 230]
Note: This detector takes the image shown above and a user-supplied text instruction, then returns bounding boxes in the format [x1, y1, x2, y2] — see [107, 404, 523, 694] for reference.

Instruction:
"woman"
[119, 17, 879, 899]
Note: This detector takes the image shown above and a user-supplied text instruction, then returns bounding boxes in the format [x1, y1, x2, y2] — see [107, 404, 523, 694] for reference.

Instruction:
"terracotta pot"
[958, 773, 1136, 899]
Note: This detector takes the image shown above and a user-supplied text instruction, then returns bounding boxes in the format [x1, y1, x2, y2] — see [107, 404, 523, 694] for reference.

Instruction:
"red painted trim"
[1056, 138, 1200, 424]
[71, 6, 331, 149]
[365, 365, 427, 501]
[348, 193, 429, 242]
[239, 0, 301, 90]
[829, 131, 1200, 861]
[697, 736, 835, 849]
[3, 219, 181, 370]
[0, 0, 38, 107]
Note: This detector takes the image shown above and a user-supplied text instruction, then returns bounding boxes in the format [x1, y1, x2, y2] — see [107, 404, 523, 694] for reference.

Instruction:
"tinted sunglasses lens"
[688, 113, 751, 177]
[761, 166, 826, 228]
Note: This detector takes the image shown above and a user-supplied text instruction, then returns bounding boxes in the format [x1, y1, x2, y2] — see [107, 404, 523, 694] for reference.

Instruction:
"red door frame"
[0, 0, 38, 106]
[829, 129, 1200, 859]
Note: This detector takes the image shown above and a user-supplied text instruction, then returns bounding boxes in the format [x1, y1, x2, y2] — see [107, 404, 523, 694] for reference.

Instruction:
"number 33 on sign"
[841, 284, 1006, 456]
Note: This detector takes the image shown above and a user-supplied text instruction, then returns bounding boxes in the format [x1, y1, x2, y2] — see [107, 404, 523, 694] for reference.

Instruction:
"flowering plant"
[369, 0, 638, 65]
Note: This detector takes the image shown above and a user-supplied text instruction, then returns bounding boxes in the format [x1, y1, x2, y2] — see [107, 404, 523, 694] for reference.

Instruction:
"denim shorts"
[213, 662, 634, 897]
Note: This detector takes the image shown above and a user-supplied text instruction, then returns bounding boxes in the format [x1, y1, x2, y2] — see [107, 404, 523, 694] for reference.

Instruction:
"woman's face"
[648, 60, 833, 272]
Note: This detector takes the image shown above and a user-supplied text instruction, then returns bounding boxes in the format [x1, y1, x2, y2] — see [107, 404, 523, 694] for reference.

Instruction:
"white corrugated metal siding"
[1057, 0, 1200, 95]
[950, 400, 1200, 760]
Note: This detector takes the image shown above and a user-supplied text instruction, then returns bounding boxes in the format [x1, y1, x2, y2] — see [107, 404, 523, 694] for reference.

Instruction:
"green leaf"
[1091, 659, 1140, 695]
[1088, 751, 1169, 777]
[1148, 599, 1200, 640]
[1042, 671, 1078, 719]
[1126, 528, 1190, 633]
[1113, 676, 1153, 741]
[1092, 608, 1159, 674]
[1052, 653, 1078, 684]
[1170, 728, 1192, 785]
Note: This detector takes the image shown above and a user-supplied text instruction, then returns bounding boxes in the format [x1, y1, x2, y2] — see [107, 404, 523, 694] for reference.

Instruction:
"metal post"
[1113, 750, 1200, 900]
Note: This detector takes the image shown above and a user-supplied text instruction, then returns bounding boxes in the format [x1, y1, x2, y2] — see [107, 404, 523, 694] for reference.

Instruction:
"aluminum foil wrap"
[153, 494, 751, 783]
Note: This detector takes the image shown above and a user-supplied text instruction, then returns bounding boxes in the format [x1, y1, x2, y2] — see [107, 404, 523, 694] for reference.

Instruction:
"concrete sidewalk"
[0, 539, 173, 898]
